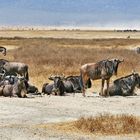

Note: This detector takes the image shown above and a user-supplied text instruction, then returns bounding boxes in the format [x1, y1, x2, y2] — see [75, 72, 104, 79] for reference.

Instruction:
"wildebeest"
[0, 46, 6, 56]
[0, 76, 27, 97]
[49, 76, 65, 96]
[26, 82, 40, 95]
[0, 59, 29, 81]
[42, 82, 54, 95]
[135, 47, 140, 54]
[64, 75, 91, 93]
[0, 68, 6, 81]
[42, 75, 91, 95]
[0, 75, 17, 85]
[102, 72, 140, 96]
[80, 58, 124, 96]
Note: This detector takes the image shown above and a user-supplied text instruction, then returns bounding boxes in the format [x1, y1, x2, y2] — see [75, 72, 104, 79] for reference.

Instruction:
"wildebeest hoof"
[82, 94, 86, 97]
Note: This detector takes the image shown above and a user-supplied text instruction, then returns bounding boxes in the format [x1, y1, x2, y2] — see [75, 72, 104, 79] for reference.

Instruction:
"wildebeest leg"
[106, 79, 110, 96]
[12, 93, 18, 98]
[100, 79, 105, 96]
[0, 86, 4, 96]
[82, 74, 89, 97]
[73, 91, 76, 97]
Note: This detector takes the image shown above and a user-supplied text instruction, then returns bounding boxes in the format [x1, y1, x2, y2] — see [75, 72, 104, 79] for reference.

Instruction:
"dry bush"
[59, 114, 140, 135]
[1, 38, 140, 89]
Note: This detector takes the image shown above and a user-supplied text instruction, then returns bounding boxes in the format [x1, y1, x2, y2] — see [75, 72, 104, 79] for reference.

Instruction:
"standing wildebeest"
[0, 76, 27, 97]
[0, 46, 6, 56]
[102, 72, 140, 96]
[42, 75, 92, 95]
[0, 59, 29, 81]
[80, 58, 124, 96]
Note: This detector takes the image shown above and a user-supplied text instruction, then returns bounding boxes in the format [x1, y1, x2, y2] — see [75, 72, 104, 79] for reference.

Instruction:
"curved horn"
[132, 69, 136, 74]
[62, 73, 65, 78]
[48, 74, 55, 80]
[120, 58, 124, 62]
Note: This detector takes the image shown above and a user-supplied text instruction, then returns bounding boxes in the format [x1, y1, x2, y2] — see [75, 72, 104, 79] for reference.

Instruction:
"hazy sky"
[0, 0, 140, 29]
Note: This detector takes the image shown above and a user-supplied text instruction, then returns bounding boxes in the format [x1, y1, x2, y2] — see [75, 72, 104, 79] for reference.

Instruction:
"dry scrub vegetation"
[52, 114, 140, 135]
[1, 37, 140, 89]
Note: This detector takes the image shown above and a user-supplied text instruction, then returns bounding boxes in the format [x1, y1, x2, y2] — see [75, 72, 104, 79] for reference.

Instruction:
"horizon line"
[0, 25, 139, 31]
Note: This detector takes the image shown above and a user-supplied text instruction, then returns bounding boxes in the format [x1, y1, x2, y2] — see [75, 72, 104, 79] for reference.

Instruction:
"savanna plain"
[0, 30, 140, 140]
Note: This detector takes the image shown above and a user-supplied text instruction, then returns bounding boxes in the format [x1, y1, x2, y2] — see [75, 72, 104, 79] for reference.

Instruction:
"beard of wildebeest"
[13, 77, 27, 98]
[134, 73, 140, 88]
[113, 62, 119, 76]
[52, 77, 65, 96]
[113, 59, 123, 76]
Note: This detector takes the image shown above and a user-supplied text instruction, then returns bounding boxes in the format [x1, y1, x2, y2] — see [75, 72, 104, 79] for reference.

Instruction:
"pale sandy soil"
[0, 30, 140, 39]
[0, 90, 140, 140]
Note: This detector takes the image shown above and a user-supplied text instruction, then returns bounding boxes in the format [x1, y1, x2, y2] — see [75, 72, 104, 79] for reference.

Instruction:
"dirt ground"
[0, 90, 140, 140]
[0, 30, 140, 39]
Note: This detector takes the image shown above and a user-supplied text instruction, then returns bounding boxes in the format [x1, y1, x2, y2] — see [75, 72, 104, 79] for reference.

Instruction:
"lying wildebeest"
[0, 75, 17, 85]
[42, 76, 65, 96]
[42, 82, 54, 95]
[0, 75, 39, 95]
[42, 75, 91, 95]
[0, 59, 29, 81]
[102, 72, 140, 96]
[26, 82, 40, 95]
[80, 58, 124, 96]
[0, 46, 6, 56]
[0, 76, 27, 97]
[64, 75, 91, 93]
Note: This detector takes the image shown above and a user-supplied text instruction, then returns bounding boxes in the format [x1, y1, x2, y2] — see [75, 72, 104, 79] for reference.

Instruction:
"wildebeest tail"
[86, 78, 92, 88]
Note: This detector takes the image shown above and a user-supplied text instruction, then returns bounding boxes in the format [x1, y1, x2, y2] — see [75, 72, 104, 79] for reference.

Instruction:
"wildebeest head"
[132, 72, 140, 88]
[0, 47, 6, 56]
[16, 76, 26, 88]
[2, 48, 6, 56]
[49, 75, 65, 96]
[0, 68, 6, 80]
[0, 59, 8, 66]
[12, 76, 27, 98]
[111, 58, 124, 76]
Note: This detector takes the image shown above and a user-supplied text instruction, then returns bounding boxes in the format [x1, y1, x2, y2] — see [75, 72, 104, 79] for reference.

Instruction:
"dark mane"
[0, 59, 9, 61]
[97, 59, 108, 65]
[66, 75, 80, 79]
[114, 73, 135, 84]
[0, 46, 6, 49]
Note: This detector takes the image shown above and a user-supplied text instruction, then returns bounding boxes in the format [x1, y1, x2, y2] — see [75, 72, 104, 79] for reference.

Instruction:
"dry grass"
[75, 114, 140, 135]
[1, 37, 140, 89]
[50, 114, 140, 135]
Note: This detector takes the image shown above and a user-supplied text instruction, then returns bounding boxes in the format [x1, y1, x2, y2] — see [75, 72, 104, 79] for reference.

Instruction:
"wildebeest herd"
[0, 46, 140, 98]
